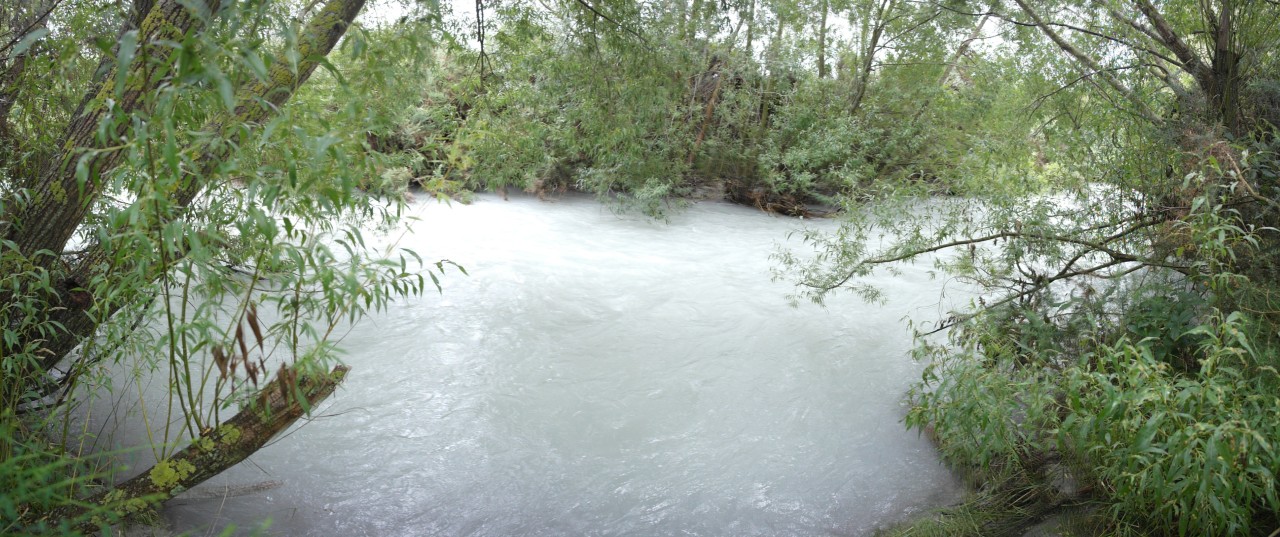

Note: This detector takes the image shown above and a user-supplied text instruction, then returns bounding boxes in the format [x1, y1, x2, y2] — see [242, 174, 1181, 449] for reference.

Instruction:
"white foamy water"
[157, 192, 964, 536]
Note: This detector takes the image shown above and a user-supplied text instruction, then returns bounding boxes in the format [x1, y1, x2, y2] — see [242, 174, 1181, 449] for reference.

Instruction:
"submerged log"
[54, 365, 349, 527]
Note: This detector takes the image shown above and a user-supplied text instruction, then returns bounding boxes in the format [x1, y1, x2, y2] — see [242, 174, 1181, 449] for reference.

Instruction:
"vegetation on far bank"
[362, 0, 1057, 216]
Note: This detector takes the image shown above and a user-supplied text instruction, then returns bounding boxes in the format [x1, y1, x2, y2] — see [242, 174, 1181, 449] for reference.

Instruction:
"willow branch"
[918, 258, 1143, 336]
[1010, 0, 1163, 125]
[804, 218, 1191, 295]
[1132, 0, 1214, 91]
[33, 0, 369, 374]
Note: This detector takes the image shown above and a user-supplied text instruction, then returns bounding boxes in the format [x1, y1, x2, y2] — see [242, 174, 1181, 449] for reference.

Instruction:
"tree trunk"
[175, 0, 368, 206]
[758, 17, 786, 136]
[817, 0, 828, 79]
[0, 52, 25, 159]
[28, 0, 369, 375]
[51, 365, 350, 528]
[1126, 0, 1243, 133]
[1, 0, 222, 264]
[1132, 0, 1213, 89]
[938, 13, 989, 88]
[850, 0, 893, 115]
[1208, 0, 1240, 134]
[3, 0, 368, 529]
[688, 72, 725, 165]
[907, 11, 990, 124]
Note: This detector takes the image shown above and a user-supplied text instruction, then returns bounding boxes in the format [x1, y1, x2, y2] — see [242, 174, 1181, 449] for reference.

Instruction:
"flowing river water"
[143, 193, 965, 535]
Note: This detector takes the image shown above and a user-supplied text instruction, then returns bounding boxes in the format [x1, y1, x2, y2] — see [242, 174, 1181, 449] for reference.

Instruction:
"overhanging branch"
[52, 365, 350, 528]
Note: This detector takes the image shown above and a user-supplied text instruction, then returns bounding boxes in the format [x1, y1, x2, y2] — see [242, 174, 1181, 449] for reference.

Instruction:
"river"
[157, 192, 964, 536]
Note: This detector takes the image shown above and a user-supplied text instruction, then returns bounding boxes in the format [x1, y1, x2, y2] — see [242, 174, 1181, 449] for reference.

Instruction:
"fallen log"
[52, 364, 349, 528]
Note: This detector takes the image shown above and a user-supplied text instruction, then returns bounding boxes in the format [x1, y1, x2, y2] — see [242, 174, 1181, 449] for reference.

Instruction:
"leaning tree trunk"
[49, 365, 350, 528]
[937, 13, 989, 88]
[26, 0, 370, 375]
[907, 12, 989, 124]
[0, 0, 370, 523]
[1012, 0, 1162, 124]
[0, 0, 222, 263]
[0, 0, 219, 413]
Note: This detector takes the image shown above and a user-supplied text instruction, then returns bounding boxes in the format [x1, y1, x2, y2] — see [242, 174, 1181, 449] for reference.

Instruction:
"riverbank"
[875, 432, 1093, 537]
[407, 179, 850, 220]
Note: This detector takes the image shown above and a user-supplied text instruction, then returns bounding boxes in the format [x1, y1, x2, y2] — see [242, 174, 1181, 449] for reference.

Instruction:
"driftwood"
[53, 365, 349, 527]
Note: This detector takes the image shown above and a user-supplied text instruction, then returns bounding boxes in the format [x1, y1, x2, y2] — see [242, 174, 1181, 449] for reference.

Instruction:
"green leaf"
[243, 49, 269, 81]
[162, 117, 179, 174]
[348, 28, 367, 58]
[315, 56, 347, 86]
[175, 0, 213, 22]
[11, 27, 49, 57]
[114, 30, 139, 99]
[216, 73, 236, 112]
[74, 155, 91, 191]
[258, 117, 281, 148]
[1135, 412, 1163, 452]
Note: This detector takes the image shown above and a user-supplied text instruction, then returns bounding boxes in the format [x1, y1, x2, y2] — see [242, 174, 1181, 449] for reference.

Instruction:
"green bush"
[907, 304, 1280, 536]
[1, 424, 120, 536]
[1060, 313, 1280, 535]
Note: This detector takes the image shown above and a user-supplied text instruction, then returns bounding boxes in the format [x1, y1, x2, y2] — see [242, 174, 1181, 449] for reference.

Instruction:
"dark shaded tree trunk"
[817, 0, 828, 79]
[10, 0, 368, 375]
[1207, 1, 1240, 134]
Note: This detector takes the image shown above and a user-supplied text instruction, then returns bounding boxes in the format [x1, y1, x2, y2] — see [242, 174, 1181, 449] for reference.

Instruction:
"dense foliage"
[4, 0, 1279, 534]
[1, 0, 447, 532]
[771, 1, 1280, 535]
[366, 0, 1050, 215]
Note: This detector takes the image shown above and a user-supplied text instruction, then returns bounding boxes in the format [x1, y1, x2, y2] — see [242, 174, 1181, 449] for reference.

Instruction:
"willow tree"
[781, 0, 1280, 533]
[1, 0, 436, 530]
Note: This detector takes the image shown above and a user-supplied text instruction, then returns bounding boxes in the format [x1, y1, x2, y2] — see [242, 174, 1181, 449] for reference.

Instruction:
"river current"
[156, 192, 964, 535]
